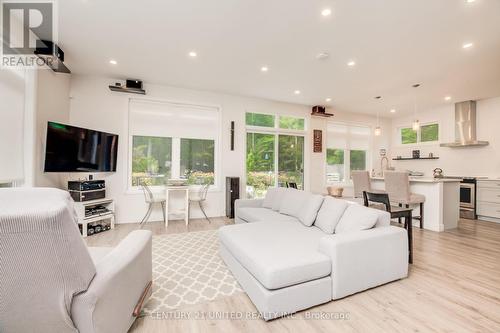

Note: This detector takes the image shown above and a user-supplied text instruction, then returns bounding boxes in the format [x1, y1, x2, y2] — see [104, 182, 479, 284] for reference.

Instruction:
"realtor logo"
[1, 0, 56, 68]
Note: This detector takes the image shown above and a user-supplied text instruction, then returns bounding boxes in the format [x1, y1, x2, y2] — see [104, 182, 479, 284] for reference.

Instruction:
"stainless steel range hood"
[440, 101, 489, 148]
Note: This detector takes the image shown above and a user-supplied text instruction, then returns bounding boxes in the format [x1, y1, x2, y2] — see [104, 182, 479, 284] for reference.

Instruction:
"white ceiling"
[59, 0, 500, 117]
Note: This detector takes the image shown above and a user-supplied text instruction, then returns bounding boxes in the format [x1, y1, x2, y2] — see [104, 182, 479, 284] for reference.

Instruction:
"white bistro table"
[164, 185, 190, 228]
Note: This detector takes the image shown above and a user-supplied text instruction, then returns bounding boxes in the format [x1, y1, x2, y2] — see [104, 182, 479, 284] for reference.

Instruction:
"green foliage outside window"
[278, 135, 304, 189]
[279, 116, 305, 130]
[401, 128, 417, 144]
[132, 136, 172, 186]
[245, 112, 275, 127]
[350, 150, 367, 171]
[401, 123, 439, 144]
[327, 149, 344, 165]
[421, 124, 439, 142]
[180, 138, 215, 185]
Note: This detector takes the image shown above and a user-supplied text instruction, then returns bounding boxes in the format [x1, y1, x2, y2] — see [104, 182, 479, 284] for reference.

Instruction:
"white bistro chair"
[189, 184, 211, 223]
[140, 183, 166, 226]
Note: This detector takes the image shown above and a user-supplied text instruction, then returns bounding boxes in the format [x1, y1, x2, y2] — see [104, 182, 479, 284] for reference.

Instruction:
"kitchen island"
[370, 177, 461, 232]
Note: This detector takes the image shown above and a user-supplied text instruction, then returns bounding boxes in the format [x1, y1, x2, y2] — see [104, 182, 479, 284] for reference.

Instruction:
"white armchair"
[0, 188, 152, 333]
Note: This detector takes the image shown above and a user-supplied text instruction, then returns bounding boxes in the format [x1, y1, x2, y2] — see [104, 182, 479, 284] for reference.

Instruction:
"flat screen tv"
[44, 121, 119, 172]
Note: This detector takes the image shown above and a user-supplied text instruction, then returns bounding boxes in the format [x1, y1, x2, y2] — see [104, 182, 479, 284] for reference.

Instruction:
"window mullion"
[171, 137, 181, 178]
[274, 134, 279, 187]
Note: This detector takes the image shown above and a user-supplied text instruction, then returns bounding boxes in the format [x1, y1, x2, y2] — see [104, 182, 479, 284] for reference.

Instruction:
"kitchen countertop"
[371, 177, 462, 183]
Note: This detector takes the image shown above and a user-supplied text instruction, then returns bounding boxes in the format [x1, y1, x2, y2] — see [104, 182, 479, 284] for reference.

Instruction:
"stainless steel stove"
[441, 176, 477, 219]
[459, 178, 477, 219]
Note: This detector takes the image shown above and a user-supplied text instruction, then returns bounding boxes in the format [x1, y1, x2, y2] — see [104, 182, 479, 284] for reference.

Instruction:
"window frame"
[244, 111, 307, 198]
[325, 121, 373, 186]
[398, 121, 440, 146]
[127, 98, 221, 193]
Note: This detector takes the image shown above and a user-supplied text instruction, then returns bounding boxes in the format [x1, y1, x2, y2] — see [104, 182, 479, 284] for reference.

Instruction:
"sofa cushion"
[335, 204, 380, 234]
[279, 190, 324, 226]
[237, 207, 299, 223]
[262, 187, 286, 210]
[314, 197, 349, 234]
[218, 221, 331, 290]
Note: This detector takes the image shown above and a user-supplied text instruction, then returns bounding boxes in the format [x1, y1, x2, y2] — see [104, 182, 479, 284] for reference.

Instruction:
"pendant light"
[412, 84, 421, 131]
[374, 96, 382, 136]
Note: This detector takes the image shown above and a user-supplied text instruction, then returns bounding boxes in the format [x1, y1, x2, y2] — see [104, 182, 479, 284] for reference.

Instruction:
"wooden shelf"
[108, 85, 146, 95]
[311, 111, 334, 118]
[392, 157, 439, 161]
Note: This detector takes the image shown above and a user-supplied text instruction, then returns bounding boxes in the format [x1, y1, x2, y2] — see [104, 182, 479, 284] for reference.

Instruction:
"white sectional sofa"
[218, 187, 408, 320]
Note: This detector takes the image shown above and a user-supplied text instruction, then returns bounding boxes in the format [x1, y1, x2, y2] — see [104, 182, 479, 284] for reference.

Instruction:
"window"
[400, 123, 439, 144]
[401, 128, 417, 144]
[326, 149, 344, 182]
[278, 135, 304, 188]
[180, 138, 215, 184]
[132, 136, 172, 186]
[421, 123, 439, 142]
[246, 133, 275, 198]
[129, 99, 219, 188]
[326, 123, 370, 183]
[245, 112, 306, 198]
[279, 115, 305, 130]
[246, 112, 275, 127]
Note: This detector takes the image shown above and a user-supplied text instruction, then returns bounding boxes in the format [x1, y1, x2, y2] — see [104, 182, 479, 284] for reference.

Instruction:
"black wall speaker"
[230, 121, 235, 151]
[126, 79, 143, 89]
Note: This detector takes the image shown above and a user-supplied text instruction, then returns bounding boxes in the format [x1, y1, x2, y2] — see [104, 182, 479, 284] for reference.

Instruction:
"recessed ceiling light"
[109, 60, 117, 65]
[462, 42, 473, 49]
[294, 90, 301, 95]
[444, 96, 452, 101]
[321, 8, 332, 16]
[261, 66, 269, 72]
[347, 60, 356, 67]
[316, 52, 330, 60]
[390, 109, 396, 113]
[326, 98, 332, 102]
[188, 51, 197, 57]
[466, 0, 475, 3]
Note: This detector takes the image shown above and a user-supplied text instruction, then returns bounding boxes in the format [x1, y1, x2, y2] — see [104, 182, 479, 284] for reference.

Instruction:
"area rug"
[143, 230, 242, 314]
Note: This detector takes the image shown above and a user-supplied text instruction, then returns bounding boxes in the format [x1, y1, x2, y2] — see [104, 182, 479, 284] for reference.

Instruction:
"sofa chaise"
[218, 187, 408, 320]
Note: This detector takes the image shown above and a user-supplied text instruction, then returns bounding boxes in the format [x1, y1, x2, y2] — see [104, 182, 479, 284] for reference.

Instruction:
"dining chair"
[140, 183, 166, 226]
[363, 191, 413, 263]
[384, 171, 425, 228]
[189, 184, 211, 223]
[286, 182, 298, 189]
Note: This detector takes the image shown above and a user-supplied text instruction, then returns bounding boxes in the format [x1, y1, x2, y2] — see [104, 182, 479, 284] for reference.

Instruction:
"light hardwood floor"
[86, 218, 500, 333]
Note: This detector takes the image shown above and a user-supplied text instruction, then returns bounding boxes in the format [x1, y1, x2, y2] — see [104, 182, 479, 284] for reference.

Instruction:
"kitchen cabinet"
[477, 180, 500, 223]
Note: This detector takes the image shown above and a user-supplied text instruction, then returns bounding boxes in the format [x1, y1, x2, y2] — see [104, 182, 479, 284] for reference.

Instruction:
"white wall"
[68, 75, 391, 223]
[0, 68, 25, 183]
[390, 96, 500, 178]
[34, 70, 71, 187]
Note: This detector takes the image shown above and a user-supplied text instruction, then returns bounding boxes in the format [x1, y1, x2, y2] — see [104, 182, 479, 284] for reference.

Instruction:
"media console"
[74, 198, 115, 237]
[68, 180, 114, 237]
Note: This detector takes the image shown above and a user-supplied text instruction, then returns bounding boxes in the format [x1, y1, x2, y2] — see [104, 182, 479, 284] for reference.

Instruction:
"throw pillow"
[314, 197, 349, 234]
[335, 204, 379, 234]
[262, 187, 279, 209]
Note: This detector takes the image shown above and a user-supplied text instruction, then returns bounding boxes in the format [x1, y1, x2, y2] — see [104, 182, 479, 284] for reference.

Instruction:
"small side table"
[164, 186, 189, 228]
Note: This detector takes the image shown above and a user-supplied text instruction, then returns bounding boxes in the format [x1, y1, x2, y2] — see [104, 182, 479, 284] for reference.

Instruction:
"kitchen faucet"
[380, 156, 389, 176]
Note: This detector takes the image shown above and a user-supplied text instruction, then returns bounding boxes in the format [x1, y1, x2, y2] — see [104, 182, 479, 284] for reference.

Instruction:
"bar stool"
[351, 170, 371, 198]
[384, 171, 425, 229]
[363, 191, 413, 263]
